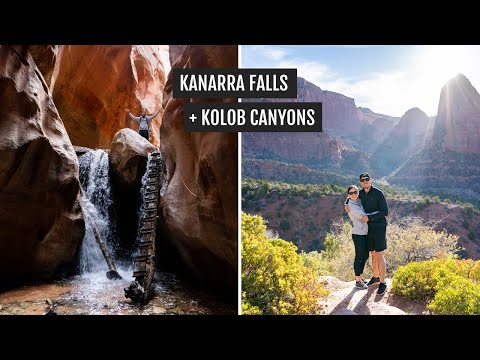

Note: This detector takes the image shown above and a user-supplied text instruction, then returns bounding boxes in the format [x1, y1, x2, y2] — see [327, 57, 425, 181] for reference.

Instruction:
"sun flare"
[417, 45, 473, 85]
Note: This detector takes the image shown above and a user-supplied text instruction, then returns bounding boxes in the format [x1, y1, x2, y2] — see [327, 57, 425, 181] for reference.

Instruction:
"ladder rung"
[134, 255, 155, 261]
[140, 228, 155, 234]
[133, 270, 149, 277]
[138, 241, 154, 247]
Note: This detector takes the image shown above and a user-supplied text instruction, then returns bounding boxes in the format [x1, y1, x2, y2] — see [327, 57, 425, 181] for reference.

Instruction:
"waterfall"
[78, 150, 117, 274]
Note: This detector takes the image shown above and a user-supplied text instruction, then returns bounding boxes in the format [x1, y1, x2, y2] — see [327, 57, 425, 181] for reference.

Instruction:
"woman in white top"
[345, 185, 377, 289]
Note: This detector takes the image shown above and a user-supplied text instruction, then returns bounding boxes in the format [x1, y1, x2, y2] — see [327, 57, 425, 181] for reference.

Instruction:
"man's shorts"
[367, 224, 387, 252]
[139, 130, 149, 140]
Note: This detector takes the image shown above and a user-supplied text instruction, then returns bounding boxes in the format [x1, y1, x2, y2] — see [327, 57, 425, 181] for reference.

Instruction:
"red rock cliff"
[252, 77, 361, 137]
[160, 45, 238, 294]
[373, 107, 432, 174]
[432, 73, 480, 153]
[0, 46, 84, 282]
[389, 75, 480, 188]
[51, 45, 168, 149]
[242, 132, 346, 163]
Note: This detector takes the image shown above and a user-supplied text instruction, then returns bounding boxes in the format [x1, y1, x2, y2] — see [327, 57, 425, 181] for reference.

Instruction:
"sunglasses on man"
[360, 177, 370, 182]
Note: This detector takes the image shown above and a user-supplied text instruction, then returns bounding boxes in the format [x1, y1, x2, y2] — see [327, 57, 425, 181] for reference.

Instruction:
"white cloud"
[246, 45, 288, 61]
[242, 45, 480, 117]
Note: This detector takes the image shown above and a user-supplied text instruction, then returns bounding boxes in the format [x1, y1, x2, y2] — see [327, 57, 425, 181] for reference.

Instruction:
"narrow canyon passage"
[0, 44, 238, 314]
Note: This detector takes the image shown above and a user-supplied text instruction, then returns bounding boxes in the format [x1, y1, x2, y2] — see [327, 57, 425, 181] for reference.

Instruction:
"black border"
[2, 8, 480, 45]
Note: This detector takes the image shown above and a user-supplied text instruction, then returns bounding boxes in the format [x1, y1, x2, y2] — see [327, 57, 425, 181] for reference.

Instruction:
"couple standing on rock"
[345, 173, 389, 296]
[125, 108, 161, 142]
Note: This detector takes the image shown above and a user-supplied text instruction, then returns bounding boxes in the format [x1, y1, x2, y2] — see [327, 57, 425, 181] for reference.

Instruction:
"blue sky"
[242, 45, 480, 117]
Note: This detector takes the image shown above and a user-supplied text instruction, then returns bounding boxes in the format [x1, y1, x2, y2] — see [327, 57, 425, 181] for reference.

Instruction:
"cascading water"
[78, 149, 117, 274]
[0, 149, 233, 314]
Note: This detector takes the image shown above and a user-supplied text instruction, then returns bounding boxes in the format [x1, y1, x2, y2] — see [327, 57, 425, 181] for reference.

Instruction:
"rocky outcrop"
[389, 74, 480, 188]
[242, 132, 347, 163]
[109, 128, 156, 189]
[242, 158, 357, 186]
[294, 78, 360, 137]
[0, 46, 84, 282]
[169, 45, 186, 66]
[319, 276, 412, 315]
[357, 107, 400, 150]
[159, 45, 238, 296]
[357, 107, 400, 125]
[52, 45, 169, 149]
[432, 73, 480, 153]
[108, 128, 156, 258]
[27, 45, 62, 89]
[373, 108, 432, 175]
[247, 77, 361, 137]
[242, 77, 370, 172]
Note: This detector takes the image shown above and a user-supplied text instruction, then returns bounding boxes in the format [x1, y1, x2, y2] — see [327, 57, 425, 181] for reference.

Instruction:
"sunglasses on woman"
[348, 190, 358, 195]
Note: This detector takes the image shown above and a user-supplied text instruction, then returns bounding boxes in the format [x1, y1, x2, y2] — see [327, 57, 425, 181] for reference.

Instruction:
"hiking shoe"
[361, 278, 369, 285]
[355, 281, 368, 289]
[366, 277, 380, 287]
[377, 282, 387, 296]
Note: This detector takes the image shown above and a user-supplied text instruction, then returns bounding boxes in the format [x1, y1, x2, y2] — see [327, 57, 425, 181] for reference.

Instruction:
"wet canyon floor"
[0, 269, 235, 315]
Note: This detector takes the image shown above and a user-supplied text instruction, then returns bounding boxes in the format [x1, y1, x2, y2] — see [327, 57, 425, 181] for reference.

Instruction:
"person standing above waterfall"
[125, 108, 161, 141]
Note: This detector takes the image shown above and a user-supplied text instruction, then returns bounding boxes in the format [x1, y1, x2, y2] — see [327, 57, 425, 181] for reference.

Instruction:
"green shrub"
[241, 212, 328, 315]
[280, 219, 291, 231]
[300, 251, 334, 276]
[318, 218, 459, 281]
[428, 277, 480, 315]
[322, 233, 340, 259]
[392, 258, 459, 301]
[392, 257, 480, 314]
[465, 205, 474, 219]
[241, 292, 263, 315]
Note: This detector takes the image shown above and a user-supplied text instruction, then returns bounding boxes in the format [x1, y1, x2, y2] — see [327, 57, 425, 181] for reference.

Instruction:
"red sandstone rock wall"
[160, 45, 238, 294]
[51, 45, 168, 149]
[251, 77, 361, 137]
[432, 73, 480, 154]
[242, 132, 346, 163]
[373, 107, 432, 174]
[0, 46, 84, 282]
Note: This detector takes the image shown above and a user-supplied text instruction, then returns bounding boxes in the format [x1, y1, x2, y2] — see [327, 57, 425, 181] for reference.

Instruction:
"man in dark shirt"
[346, 173, 389, 296]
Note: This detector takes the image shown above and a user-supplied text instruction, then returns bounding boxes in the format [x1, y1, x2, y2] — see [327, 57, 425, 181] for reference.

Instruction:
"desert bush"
[315, 217, 459, 281]
[242, 212, 328, 315]
[428, 277, 480, 315]
[392, 258, 459, 301]
[465, 204, 474, 219]
[300, 251, 334, 276]
[392, 257, 480, 314]
[386, 217, 459, 270]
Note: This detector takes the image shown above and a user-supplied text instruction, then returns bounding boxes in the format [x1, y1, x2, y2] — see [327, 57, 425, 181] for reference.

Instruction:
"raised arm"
[125, 108, 140, 121]
[146, 109, 161, 121]
[128, 112, 141, 121]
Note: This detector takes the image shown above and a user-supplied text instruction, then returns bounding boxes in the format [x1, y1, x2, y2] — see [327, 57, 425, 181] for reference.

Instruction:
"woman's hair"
[345, 185, 357, 204]
[347, 185, 357, 194]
